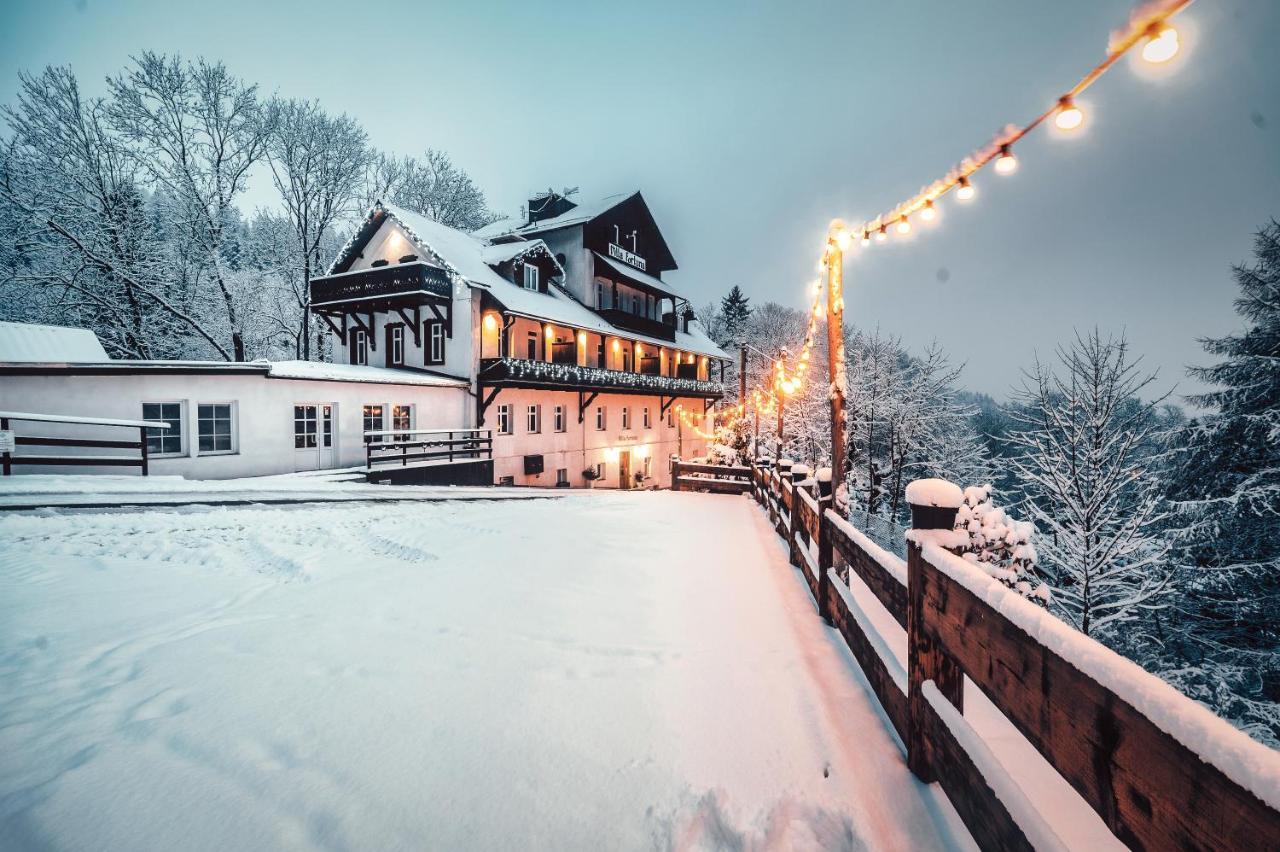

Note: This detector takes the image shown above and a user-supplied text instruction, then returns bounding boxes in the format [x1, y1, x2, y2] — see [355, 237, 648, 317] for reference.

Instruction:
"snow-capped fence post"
[905, 478, 965, 784]
[786, 464, 811, 569]
[669, 456, 680, 492]
[815, 468, 834, 623]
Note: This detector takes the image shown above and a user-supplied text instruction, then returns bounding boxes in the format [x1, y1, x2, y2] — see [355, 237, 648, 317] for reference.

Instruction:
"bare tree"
[107, 53, 272, 360]
[363, 148, 493, 232]
[0, 66, 231, 359]
[1008, 330, 1173, 637]
[266, 99, 370, 360]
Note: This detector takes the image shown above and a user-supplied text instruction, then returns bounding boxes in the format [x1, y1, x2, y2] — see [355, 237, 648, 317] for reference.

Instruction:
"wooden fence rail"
[669, 459, 753, 494]
[0, 410, 171, 476]
[736, 459, 1280, 850]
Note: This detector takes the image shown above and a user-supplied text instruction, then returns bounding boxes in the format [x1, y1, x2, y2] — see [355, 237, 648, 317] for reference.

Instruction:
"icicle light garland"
[728, 0, 1197, 428]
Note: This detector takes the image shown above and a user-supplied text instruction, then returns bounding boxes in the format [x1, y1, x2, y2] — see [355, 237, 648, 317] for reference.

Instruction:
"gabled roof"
[329, 203, 728, 361]
[0, 321, 110, 362]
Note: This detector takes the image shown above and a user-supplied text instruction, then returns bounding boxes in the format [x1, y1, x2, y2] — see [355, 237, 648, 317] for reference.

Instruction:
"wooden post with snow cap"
[786, 463, 810, 568]
[815, 467, 834, 623]
[825, 228, 847, 509]
[906, 477, 965, 783]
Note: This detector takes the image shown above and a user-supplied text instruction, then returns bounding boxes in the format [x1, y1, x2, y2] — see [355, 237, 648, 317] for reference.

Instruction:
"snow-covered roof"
[472, 192, 635, 240]
[593, 252, 677, 297]
[266, 361, 468, 388]
[480, 239, 560, 271]
[378, 203, 729, 361]
[0, 321, 110, 363]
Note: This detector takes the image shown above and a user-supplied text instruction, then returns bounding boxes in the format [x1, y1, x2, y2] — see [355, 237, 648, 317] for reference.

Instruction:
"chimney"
[682, 307, 695, 334]
[527, 190, 578, 225]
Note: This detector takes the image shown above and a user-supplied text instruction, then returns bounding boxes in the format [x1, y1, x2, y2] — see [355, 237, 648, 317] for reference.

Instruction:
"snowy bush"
[954, 485, 1050, 606]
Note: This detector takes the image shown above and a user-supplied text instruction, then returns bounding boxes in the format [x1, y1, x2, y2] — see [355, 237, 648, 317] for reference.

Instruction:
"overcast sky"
[2, 0, 1277, 399]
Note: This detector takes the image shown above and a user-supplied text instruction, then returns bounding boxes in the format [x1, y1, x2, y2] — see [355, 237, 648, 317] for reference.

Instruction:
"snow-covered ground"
[0, 492, 972, 851]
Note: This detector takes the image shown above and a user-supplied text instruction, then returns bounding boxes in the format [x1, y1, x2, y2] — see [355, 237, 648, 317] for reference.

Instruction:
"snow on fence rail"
[735, 460, 1280, 851]
[0, 410, 170, 476]
[363, 428, 493, 470]
[668, 459, 752, 494]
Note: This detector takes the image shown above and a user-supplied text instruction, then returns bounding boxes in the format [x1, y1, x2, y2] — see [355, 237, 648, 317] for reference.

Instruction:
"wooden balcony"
[310, 261, 451, 308]
[595, 308, 676, 342]
[479, 358, 722, 398]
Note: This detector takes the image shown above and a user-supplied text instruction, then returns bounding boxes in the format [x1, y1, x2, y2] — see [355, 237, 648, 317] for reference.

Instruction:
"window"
[392, 404, 412, 441]
[527, 331, 538, 360]
[595, 282, 605, 308]
[526, 404, 540, 433]
[142, 402, 183, 456]
[596, 342, 605, 368]
[622, 347, 632, 372]
[497, 404, 512, 435]
[595, 462, 605, 478]
[294, 405, 318, 449]
[498, 475, 515, 487]
[351, 328, 368, 366]
[556, 468, 569, 486]
[642, 407, 651, 429]
[643, 456, 652, 478]
[621, 407, 630, 430]
[197, 403, 234, 454]
[363, 404, 384, 444]
[648, 295, 655, 318]
[666, 409, 674, 428]
[595, 406, 606, 431]
[426, 321, 446, 365]
[523, 263, 539, 290]
[388, 325, 404, 367]
[553, 405, 566, 433]
[632, 295, 640, 315]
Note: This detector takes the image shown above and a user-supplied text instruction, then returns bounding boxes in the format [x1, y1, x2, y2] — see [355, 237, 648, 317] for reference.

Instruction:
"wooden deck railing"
[669, 459, 752, 494]
[364, 428, 493, 470]
[0, 410, 171, 476]
[738, 460, 1280, 850]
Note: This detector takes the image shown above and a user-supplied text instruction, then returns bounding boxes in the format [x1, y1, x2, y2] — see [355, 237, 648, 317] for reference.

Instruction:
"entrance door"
[293, 403, 337, 471]
[619, 450, 632, 490]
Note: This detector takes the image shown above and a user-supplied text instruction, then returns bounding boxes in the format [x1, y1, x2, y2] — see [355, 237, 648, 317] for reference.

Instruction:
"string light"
[896, 215, 912, 235]
[995, 144, 1018, 174]
[861, 229, 871, 247]
[875, 224, 888, 242]
[1141, 23, 1180, 63]
[1055, 95, 1084, 131]
[956, 176, 976, 201]
[921, 199, 938, 221]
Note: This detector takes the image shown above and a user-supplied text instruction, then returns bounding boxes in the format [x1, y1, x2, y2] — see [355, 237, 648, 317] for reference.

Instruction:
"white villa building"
[0, 190, 729, 488]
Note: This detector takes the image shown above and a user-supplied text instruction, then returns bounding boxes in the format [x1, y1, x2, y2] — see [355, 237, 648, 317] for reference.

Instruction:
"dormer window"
[523, 263, 539, 291]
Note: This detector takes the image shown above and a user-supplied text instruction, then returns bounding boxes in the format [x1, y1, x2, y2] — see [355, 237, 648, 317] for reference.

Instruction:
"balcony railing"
[480, 358, 723, 398]
[595, 308, 676, 342]
[310, 261, 451, 307]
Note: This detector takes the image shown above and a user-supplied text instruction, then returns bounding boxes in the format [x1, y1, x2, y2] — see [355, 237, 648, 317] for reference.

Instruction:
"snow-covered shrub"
[705, 442, 739, 467]
[954, 484, 1050, 606]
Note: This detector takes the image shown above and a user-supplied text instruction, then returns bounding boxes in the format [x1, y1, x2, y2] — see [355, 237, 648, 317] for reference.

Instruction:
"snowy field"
[0, 491, 972, 851]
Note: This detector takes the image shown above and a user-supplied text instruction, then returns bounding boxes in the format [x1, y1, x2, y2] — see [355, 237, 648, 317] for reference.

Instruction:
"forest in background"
[700, 224, 1279, 746]
[1, 55, 1276, 747]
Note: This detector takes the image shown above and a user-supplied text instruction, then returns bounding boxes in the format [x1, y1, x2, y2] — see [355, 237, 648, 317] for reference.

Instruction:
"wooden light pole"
[826, 234, 847, 499]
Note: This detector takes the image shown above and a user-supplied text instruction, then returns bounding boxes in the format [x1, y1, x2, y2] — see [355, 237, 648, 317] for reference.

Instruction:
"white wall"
[0, 371, 470, 479]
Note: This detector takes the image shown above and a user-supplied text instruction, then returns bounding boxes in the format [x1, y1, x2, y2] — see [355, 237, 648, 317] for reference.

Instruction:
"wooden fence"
[364, 428, 493, 470]
[669, 459, 753, 494]
[0, 410, 171, 476]
[742, 461, 1280, 851]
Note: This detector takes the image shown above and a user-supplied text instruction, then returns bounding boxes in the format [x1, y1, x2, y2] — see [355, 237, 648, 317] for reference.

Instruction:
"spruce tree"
[719, 285, 751, 346]
[1171, 220, 1280, 667]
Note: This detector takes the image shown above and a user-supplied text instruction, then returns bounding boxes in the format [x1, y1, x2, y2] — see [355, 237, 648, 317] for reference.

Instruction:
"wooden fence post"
[671, 458, 681, 492]
[907, 497, 964, 784]
[816, 474, 834, 624]
[138, 425, 149, 476]
[2, 417, 11, 476]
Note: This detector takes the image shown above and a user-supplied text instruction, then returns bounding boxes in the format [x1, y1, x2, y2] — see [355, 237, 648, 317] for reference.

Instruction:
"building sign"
[608, 242, 647, 272]
[615, 433, 639, 444]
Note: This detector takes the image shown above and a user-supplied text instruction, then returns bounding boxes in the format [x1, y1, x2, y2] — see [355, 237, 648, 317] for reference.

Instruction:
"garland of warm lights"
[725, 0, 1195, 432]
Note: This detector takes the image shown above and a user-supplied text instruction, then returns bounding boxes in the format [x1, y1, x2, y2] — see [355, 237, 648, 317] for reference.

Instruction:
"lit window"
[362, 404, 384, 444]
[642, 407, 651, 429]
[351, 329, 368, 366]
[197, 403, 234, 454]
[595, 406, 605, 431]
[497, 404, 512, 435]
[621, 407, 630, 430]
[553, 405, 565, 433]
[389, 325, 404, 367]
[523, 263, 539, 291]
[526, 404, 541, 433]
[427, 321, 446, 364]
[392, 404, 412, 441]
[142, 402, 183, 456]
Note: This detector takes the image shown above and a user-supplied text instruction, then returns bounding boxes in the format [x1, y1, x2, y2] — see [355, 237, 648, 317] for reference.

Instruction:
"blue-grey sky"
[2, 0, 1277, 400]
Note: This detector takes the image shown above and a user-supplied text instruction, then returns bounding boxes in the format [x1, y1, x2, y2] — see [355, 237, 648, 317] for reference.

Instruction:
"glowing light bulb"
[875, 225, 888, 242]
[835, 229, 851, 251]
[921, 200, 937, 222]
[483, 313, 498, 332]
[861, 229, 871, 247]
[995, 144, 1018, 175]
[1055, 96, 1084, 131]
[896, 216, 911, 235]
[956, 176, 976, 201]
[1141, 24, 1179, 64]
